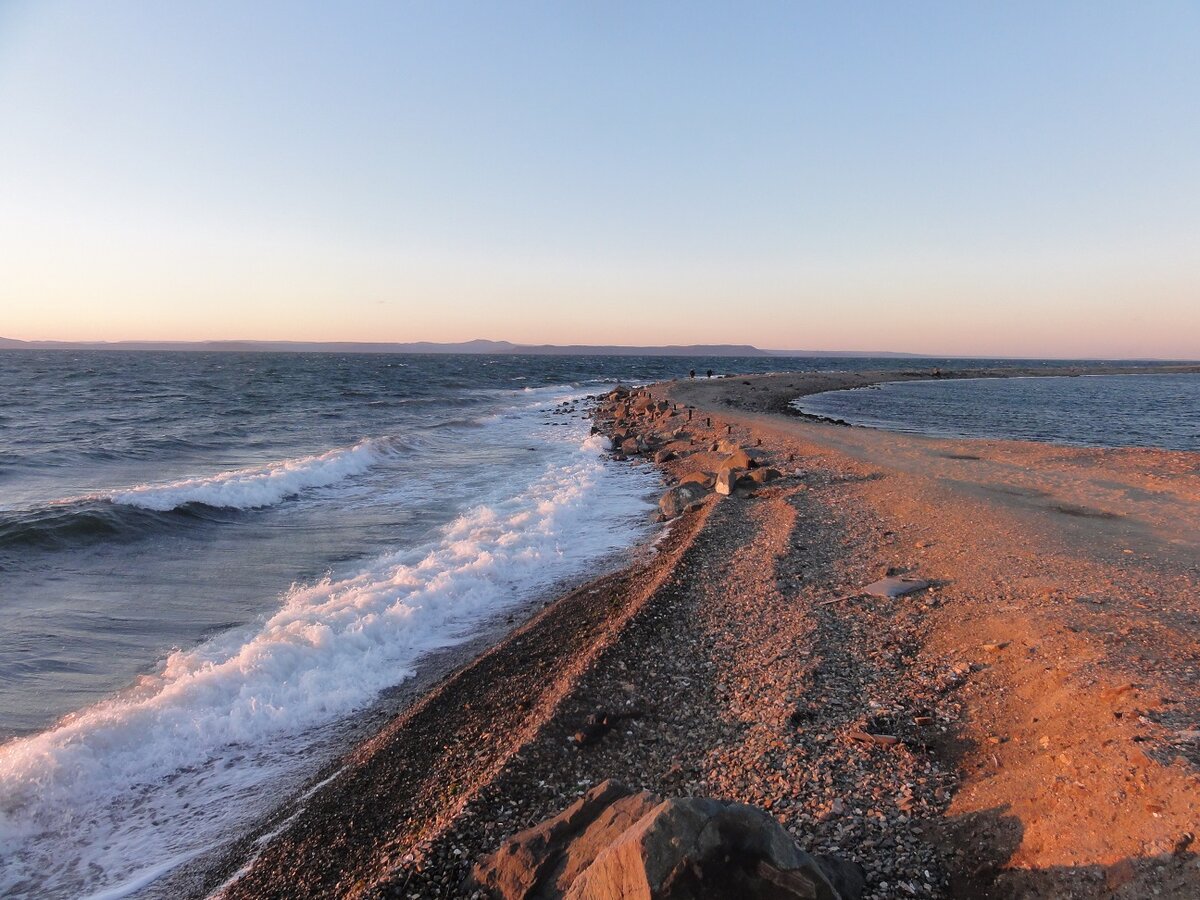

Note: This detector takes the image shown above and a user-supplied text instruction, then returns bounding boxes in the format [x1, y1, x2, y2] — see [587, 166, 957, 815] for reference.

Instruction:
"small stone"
[862, 577, 930, 599]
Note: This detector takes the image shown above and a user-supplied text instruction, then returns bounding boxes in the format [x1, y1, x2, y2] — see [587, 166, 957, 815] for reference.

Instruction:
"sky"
[1, 2, 1198, 358]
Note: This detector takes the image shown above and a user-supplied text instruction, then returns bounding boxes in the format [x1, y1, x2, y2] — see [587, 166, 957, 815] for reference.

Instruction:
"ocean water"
[795, 373, 1200, 451]
[0, 351, 1176, 898]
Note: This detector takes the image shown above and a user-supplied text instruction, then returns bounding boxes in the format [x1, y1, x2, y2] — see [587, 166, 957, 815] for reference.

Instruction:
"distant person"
[689, 369, 696, 379]
[706, 369, 713, 378]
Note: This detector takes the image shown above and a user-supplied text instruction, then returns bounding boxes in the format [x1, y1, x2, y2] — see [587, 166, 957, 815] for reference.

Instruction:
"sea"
[0, 351, 1191, 898]
[795, 372, 1200, 451]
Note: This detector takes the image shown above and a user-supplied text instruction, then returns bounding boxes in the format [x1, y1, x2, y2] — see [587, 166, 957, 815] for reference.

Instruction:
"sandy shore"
[206, 367, 1200, 899]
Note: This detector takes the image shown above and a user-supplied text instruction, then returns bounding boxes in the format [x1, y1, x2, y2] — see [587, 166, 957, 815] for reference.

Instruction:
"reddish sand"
[671, 372, 1200, 898]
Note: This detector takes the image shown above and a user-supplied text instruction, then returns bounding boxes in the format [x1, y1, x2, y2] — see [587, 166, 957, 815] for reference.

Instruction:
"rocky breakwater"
[591, 386, 784, 519]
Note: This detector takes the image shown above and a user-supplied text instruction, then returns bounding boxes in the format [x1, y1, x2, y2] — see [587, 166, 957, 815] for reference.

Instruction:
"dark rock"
[570, 710, 641, 747]
[572, 712, 614, 747]
[659, 484, 710, 518]
[789, 703, 815, 725]
[814, 854, 866, 900]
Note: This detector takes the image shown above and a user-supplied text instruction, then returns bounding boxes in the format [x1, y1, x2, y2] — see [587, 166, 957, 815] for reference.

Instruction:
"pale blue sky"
[1, 1, 1198, 356]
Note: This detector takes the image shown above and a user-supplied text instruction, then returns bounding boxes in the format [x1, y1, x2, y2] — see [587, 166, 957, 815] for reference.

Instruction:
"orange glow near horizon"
[4, 249, 1198, 358]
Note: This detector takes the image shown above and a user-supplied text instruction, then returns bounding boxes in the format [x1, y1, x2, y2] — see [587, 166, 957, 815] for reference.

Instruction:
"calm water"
[0, 351, 1176, 898]
[795, 373, 1200, 451]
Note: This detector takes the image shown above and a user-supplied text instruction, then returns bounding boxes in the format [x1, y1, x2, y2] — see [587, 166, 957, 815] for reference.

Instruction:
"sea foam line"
[107, 438, 391, 511]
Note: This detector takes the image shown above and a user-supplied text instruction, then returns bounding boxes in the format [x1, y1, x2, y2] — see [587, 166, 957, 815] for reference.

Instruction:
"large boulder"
[469, 781, 661, 899]
[723, 449, 760, 470]
[659, 483, 709, 518]
[470, 781, 862, 900]
[631, 395, 656, 412]
[566, 797, 846, 900]
[678, 471, 715, 489]
[715, 467, 745, 496]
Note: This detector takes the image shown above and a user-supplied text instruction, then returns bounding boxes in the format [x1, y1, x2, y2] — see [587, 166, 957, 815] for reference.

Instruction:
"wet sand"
[206, 366, 1200, 900]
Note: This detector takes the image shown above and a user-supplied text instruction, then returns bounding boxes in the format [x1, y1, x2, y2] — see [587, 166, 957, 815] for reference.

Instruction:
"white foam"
[0, 401, 658, 898]
[108, 439, 389, 511]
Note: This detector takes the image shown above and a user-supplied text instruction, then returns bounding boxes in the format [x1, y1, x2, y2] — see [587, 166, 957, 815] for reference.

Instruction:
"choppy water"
[0, 350, 1179, 897]
[795, 373, 1200, 451]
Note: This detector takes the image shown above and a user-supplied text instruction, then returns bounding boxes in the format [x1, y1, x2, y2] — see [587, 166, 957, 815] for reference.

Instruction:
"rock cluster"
[592, 386, 781, 518]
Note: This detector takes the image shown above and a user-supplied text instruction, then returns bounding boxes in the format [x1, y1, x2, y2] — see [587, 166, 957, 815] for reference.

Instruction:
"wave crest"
[109, 439, 392, 511]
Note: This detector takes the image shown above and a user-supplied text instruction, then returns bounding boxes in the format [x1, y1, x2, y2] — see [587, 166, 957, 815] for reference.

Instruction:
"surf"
[0, 414, 657, 898]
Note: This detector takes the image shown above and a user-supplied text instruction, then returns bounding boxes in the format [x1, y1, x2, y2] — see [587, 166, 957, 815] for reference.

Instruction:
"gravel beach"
[208, 366, 1200, 900]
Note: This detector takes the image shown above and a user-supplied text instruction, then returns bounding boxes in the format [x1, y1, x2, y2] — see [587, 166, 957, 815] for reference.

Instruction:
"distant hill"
[0, 336, 922, 358]
[766, 348, 924, 358]
[504, 343, 771, 357]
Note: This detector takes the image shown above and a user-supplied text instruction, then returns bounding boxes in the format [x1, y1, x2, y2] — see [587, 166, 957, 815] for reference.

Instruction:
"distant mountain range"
[0, 336, 923, 358]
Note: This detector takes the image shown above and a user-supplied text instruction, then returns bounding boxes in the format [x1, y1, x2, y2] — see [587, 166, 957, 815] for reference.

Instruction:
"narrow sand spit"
[205, 368, 1200, 900]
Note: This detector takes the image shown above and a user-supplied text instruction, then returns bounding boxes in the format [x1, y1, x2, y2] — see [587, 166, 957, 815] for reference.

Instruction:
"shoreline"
[206, 367, 1200, 899]
[163, 536, 666, 900]
[199, 506, 707, 899]
[778, 367, 1200, 448]
[682, 361, 1200, 417]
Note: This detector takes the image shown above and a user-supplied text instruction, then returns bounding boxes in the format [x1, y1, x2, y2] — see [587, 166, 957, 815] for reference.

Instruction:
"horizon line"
[1, 335, 1196, 363]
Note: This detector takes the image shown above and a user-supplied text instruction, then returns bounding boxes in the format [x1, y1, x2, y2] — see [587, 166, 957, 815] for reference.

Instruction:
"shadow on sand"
[938, 802, 1196, 898]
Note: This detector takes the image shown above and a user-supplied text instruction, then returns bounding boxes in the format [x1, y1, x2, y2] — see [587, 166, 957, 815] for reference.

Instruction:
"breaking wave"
[0, 429, 658, 898]
[109, 439, 394, 511]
